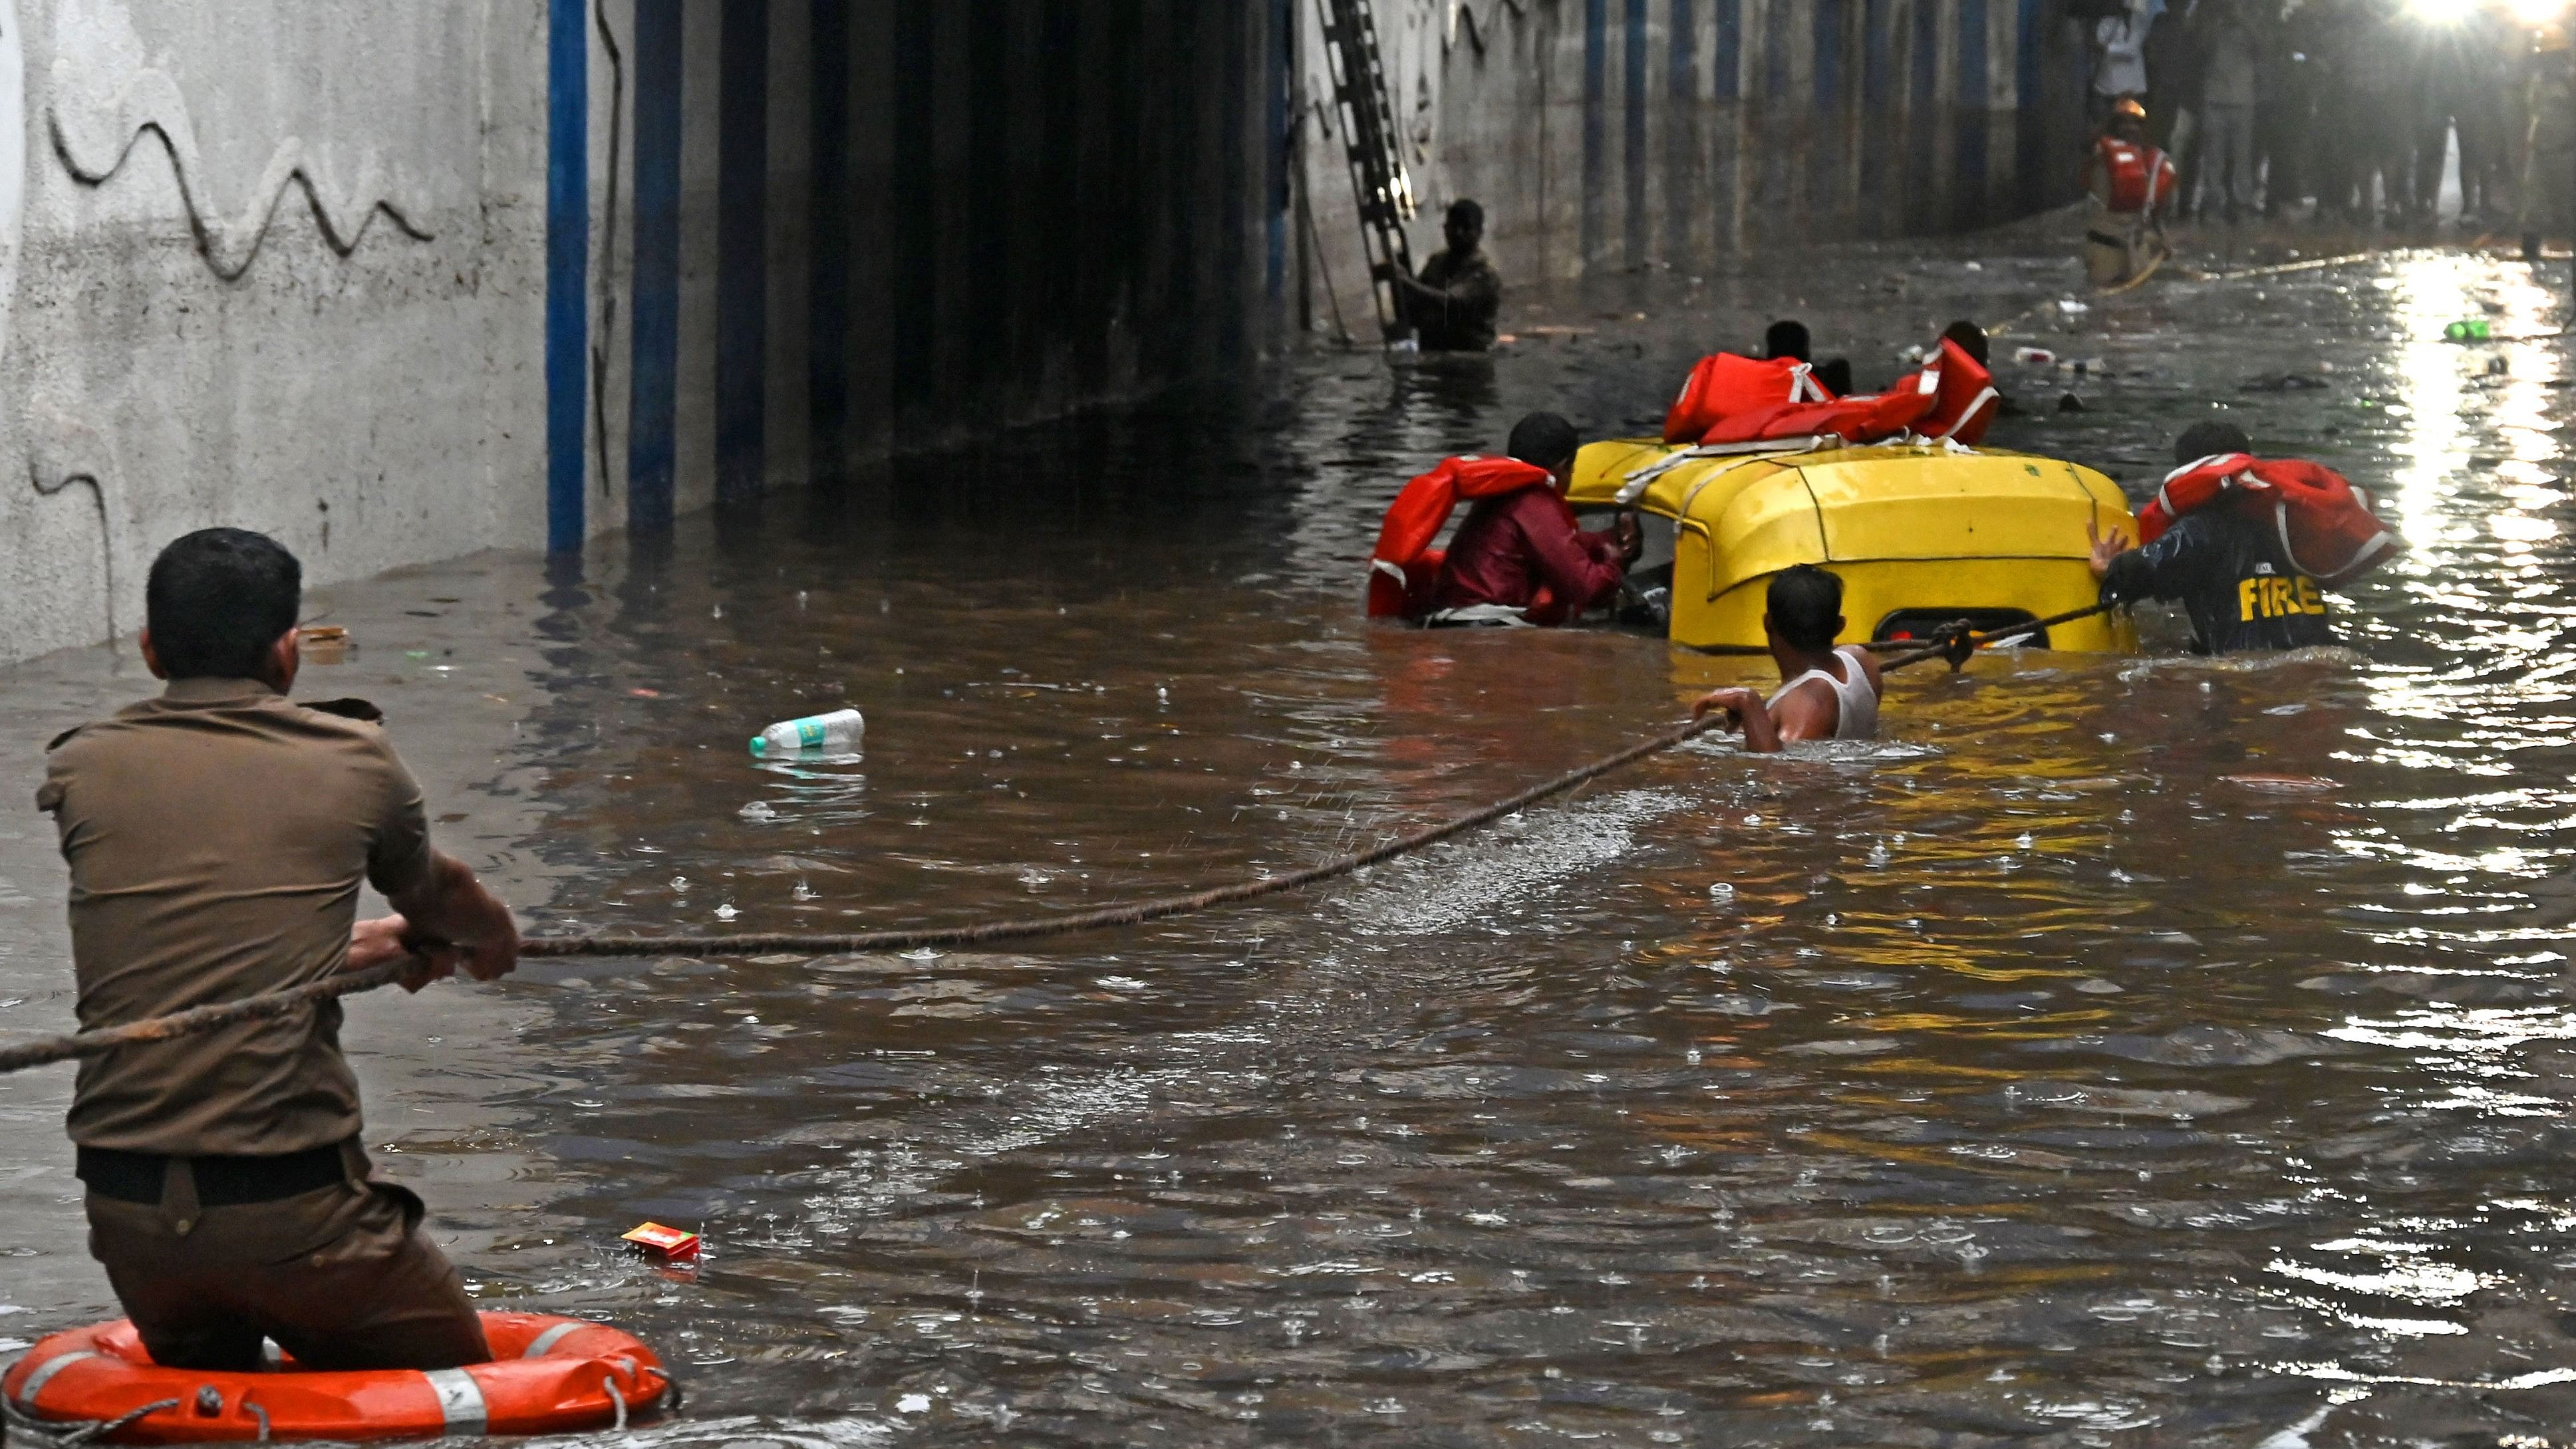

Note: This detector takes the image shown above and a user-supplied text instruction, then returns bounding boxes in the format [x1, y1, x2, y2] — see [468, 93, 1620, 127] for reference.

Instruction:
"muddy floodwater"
[9, 232, 2576, 1446]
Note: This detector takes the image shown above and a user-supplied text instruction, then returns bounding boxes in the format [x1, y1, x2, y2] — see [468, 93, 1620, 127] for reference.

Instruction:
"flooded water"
[7, 231, 2576, 1446]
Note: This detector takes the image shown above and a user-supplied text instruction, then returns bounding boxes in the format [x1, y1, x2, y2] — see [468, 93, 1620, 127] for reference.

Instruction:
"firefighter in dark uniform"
[2087, 422, 2339, 654]
[39, 528, 520, 1371]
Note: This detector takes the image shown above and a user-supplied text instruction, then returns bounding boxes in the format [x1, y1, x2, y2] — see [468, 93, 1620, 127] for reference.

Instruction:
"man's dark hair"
[1767, 563, 1844, 652]
[2174, 420, 2252, 464]
[1506, 411, 1580, 470]
[1446, 198, 1484, 231]
[1940, 319, 1990, 367]
[1814, 357, 1854, 396]
[1763, 320, 1812, 362]
[145, 529, 303, 679]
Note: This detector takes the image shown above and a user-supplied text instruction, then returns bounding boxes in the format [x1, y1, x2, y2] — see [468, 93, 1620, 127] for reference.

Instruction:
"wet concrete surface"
[7, 229, 2576, 1445]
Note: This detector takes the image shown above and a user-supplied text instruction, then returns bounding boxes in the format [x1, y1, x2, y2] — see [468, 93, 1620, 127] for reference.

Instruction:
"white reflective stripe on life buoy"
[422, 1367, 488, 1436]
[1916, 367, 1941, 396]
[522, 1320, 594, 1359]
[12, 1350, 98, 1408]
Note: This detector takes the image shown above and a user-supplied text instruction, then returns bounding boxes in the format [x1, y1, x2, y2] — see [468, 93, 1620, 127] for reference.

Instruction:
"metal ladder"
[1317, 0, 1415, 342]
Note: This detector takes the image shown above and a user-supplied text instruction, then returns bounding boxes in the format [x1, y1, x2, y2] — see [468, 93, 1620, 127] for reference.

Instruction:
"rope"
[1877, 598, 2118, 674]
[0, 715, 1729, 1076]
[4, 1395, 181, 1448]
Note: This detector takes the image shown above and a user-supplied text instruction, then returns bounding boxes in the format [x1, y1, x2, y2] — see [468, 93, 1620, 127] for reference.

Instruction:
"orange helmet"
[2112, 96, 2148, 121]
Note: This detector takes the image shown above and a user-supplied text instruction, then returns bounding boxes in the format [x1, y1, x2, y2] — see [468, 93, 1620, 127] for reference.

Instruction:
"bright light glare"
[2506, 0, 2571, 24]
[2406, 0, 2468, 19]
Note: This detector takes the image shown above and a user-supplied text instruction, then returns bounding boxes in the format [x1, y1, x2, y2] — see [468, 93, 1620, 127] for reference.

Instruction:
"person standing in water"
[1378, 199, 1503, 352]
[2088, 420, 2399, 654]
[1692, 565, 1883, 749]
[1429, 412, 1641, 624]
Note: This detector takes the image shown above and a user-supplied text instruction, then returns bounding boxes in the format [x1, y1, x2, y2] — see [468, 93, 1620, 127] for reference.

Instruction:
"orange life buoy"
[4, 1313, 672, 1443]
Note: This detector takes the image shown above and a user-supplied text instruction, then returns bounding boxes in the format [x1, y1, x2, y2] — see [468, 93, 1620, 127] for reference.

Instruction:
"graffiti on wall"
[48, 61, 432, 281]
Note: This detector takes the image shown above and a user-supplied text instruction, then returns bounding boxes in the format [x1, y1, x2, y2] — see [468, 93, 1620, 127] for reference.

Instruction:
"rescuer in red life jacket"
[2088, 421, 2400, 654]
[1429, 412, 1641, 625]
[2081, 97, 2175, 289]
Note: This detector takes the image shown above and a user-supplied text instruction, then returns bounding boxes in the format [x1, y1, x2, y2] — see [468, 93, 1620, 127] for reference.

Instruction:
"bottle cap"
[748, 736, 767, 755]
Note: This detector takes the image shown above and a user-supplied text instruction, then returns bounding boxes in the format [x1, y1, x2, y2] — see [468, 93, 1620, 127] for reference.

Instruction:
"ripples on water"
[4, 243, 2576, 1444]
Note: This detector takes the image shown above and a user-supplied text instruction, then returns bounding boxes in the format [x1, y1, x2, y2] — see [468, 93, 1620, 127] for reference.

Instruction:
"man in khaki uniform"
[39, 527, 519, 1372]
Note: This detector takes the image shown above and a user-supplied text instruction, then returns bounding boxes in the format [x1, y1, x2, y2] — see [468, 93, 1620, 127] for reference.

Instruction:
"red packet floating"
[621, 1222, 700, 1263]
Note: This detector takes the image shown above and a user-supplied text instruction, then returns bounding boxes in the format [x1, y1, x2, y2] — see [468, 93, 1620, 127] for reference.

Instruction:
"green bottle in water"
[750, 708, 864, 755]
[2444, 319, 2492, 342]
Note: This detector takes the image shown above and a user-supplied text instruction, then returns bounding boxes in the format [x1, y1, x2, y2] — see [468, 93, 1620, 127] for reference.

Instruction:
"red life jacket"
[1915, 337, 1999, 444]
[1694, 339, 1996, 448]
[1697, 386, 1932, 448]
[2141, 453, 2403, 587]
[1366, 456, 1558, 618]
[1663, 354, 1831, 444]
[2092, 136, 2176, 215]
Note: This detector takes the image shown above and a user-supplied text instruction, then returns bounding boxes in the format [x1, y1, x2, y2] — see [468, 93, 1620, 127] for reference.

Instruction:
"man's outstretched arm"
[361, 851, 520, 989]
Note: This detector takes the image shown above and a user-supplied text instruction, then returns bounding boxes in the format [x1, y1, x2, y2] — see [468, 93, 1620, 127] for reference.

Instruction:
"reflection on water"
[3, 245, 2576, 1444]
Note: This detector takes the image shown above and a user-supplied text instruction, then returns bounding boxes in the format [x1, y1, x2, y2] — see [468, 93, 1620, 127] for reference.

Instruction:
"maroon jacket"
[1429, 485, 1626, 624]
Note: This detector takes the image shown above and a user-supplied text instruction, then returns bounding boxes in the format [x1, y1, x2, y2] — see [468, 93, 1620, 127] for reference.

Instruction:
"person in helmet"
[2082, 97, 2177, 288]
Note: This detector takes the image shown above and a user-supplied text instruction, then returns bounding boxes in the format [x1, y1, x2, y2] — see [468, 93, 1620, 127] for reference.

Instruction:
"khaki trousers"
[84, 1142, 489, 1372]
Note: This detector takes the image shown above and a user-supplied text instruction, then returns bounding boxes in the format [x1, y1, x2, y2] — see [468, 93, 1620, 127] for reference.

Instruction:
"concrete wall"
[1, 0, 548, 663]
[0, 0, 2086, 665]
[1296, 0, 2090, 331]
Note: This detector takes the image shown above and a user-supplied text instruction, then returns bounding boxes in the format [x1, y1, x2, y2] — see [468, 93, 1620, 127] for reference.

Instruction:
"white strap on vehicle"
[1615, 436, 1838, 504]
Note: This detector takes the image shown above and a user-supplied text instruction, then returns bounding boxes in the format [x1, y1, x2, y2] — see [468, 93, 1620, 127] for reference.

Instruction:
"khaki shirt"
[38, 677, 434, 1156]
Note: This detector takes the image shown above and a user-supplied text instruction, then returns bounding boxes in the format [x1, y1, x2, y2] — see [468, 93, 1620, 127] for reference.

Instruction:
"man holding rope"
[1691, 565, 1884, 749]
[37, 528, 517, 1372]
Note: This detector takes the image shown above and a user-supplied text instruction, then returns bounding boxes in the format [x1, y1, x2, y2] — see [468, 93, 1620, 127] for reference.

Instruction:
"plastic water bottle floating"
[750, 707, 864, 755]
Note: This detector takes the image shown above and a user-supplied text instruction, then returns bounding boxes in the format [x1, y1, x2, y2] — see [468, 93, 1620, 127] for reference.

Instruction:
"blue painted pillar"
[1713, 0, 1739, 100]
[1667, 0, 1695, 262]
[1582, 0, 1605, 269]
[1267, 0, 1291, 301]
[545, 0, 587, 553]
[1623, 0, 1647, 268]
[1959, 0, 1989, 223]
[2015, 0, 2045, 211]
[715, 1, 770, 505]
[627, 0, 681, 533]
[811, 0, 851, 483]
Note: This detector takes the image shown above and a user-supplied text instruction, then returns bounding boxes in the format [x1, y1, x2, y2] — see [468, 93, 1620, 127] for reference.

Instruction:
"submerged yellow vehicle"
[1569, 438, 2140, 654]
